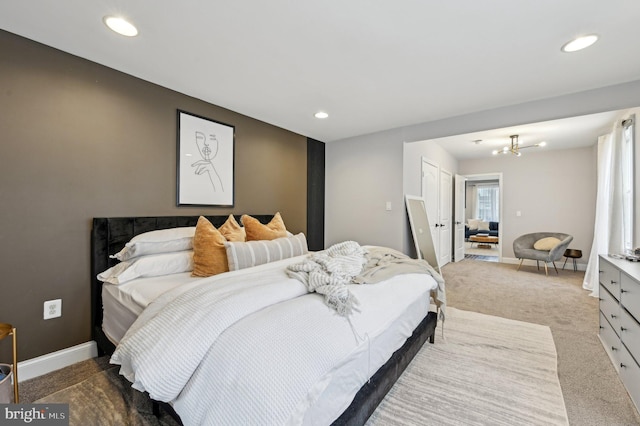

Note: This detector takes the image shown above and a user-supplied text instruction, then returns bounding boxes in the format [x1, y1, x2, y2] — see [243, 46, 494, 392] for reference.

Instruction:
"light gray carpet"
[443, 259, 640, 426]
[32, 308, 567, 426]
[21, 258, 640, 425]
[367, 307, 568, 426]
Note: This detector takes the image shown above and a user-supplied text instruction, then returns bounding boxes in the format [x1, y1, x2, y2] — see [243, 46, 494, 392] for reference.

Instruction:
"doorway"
[463, 173, 503, 262]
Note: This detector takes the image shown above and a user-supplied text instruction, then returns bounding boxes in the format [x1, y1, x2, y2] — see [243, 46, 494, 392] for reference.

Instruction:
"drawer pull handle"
[612, 346, 618, 351]
[599, 270, 603, 273]
[599, 298, 603, 301]
[620, 363, 626, 369]
[620, 289, 627, 294]
[610, 314, 617, 319]
[611, 280, 617, 285]
[599, 326, 604, 329]
[621, 327, 627, 332]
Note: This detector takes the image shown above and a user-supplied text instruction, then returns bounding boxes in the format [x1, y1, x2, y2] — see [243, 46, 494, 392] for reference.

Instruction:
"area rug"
[35, 308, 568, 426]
[366, 307, 569, 426]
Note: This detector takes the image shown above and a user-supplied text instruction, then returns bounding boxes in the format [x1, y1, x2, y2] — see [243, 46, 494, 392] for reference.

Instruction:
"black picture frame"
[176, 110, 235, 206]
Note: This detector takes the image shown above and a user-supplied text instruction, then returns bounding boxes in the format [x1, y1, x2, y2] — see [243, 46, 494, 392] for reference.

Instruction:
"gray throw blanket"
[286, 241, 366, 316]
[354, 246, 446, 319]
[287, 242, 446, 319]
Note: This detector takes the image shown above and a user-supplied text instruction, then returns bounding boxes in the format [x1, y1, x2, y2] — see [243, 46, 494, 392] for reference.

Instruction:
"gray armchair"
[513, 232, 573, 275]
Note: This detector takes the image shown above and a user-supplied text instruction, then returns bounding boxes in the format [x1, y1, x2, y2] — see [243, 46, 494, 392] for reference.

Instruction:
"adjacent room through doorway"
[464, 174, 502, 262]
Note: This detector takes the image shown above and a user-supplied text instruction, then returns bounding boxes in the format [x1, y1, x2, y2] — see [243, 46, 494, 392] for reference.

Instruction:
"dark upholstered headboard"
[90, 215, 274, 353]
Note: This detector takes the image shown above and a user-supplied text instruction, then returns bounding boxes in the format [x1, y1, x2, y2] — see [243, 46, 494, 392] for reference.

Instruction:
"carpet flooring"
[20, 258, 640, 425]
[443, 259, 640, 426]
[31, 308, 568, 426]
[367, 307, 568, 426]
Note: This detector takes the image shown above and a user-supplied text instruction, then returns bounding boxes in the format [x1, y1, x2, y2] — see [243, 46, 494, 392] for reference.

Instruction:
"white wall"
[325, 79, 640, 256]
[402, 140, 459, 253]
[325, 128, 406, 250]
[459, 147, 596, 263]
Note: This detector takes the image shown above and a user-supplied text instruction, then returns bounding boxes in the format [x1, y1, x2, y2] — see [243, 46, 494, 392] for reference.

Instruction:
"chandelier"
[492, 135, 546, 156]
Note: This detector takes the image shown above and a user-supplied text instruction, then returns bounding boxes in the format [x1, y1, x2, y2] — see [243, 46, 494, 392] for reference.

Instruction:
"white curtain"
[467, 185, 478, 221]
[475, 184, 499, 222]
[583, 123, 626, 297]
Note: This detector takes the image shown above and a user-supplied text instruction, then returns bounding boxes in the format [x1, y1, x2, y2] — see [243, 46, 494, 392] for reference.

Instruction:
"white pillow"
[98, 251, 194, 285]
[225, 233, 308, 272]
[467, 219, 480, 230]
[478, 221, 490, 232]
[111, 227, 196, 261]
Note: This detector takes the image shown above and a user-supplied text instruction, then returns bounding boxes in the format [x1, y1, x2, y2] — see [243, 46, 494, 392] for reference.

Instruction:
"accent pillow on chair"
[533, 237, 561, 251]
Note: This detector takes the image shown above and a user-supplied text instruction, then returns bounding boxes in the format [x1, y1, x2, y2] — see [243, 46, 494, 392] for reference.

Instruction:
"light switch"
[386, 201, 392, 211]
[516, 210, 522, 217]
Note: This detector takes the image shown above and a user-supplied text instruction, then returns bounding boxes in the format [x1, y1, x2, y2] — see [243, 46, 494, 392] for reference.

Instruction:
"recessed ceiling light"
[314, 112, 329, 119]
[103, 16, 138, 37]
[561, 34, 598, 52]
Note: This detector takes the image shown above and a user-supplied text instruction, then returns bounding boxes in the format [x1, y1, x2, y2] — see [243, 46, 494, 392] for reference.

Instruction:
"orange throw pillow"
[219, 214, 245, 242]
[242, 212, 287, 241]
[192, 216, 229, 277]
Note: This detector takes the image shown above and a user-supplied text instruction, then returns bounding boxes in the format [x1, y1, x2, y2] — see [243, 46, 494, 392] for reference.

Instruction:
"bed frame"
[91, 215, 438, 425]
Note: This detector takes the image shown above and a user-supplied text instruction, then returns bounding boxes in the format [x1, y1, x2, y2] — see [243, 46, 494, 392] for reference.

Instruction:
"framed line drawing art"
[177, 110, 235, 206]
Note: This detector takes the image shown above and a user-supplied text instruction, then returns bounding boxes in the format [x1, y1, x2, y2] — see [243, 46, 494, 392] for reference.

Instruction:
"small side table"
[0, 323, 18, 403]
[562, 249, 583, 272]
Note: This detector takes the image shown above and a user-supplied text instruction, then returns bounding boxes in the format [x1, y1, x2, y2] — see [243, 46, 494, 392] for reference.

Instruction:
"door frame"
[463, 172, 504, 262]
[453, 174, 466, 262]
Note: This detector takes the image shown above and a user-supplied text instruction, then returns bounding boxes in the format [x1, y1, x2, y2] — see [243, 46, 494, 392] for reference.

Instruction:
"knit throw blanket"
[287, 242, 446, 318]
[286, 241, 367, 316]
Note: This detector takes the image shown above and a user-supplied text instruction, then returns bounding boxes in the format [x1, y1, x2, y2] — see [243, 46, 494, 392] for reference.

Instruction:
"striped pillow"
[225, 233, 308, 271]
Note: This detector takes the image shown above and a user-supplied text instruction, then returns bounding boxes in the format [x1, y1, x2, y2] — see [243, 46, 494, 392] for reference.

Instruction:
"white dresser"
[599, 255, 640, 413]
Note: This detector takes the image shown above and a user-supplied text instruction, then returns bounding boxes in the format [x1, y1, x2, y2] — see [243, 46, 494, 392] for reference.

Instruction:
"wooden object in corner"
[0, 323, 18, 403]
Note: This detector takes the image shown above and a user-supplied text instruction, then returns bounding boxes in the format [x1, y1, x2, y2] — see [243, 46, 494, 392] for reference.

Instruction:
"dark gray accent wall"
[306, 138, 325, 250]
[0, 30, 308, 360]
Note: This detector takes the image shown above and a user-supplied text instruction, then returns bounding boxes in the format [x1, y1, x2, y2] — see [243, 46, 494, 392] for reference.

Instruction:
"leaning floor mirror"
[405, 195, 441, 273]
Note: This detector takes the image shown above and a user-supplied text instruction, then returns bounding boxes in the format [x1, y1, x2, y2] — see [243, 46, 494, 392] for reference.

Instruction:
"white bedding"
[101, 272, 192, 344]
[109, 253, 438, 425]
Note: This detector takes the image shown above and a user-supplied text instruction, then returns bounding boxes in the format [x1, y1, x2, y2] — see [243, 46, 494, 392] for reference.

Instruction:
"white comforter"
[111, 253, 437, 425]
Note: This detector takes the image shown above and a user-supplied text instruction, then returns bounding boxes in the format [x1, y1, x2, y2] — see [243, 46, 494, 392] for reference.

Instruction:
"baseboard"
[17, 341, 98, 382]
[501, 257, 587, 272]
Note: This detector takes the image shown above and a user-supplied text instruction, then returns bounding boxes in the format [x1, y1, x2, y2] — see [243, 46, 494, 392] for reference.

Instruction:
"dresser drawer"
[619, 344, 640, 413]
[621, 272, 640, 321]
[600, 258, 621, 300]
[599, 311, 621, 371]
[600, 285, 621, 336]
[620, 307, 640, 363]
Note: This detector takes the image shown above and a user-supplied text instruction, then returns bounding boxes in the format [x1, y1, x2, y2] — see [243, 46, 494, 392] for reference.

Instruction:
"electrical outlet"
[44, 299, 62, 320]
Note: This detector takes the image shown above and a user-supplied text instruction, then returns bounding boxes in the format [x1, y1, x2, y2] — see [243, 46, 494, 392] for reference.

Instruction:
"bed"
[91, 215, 441, 425]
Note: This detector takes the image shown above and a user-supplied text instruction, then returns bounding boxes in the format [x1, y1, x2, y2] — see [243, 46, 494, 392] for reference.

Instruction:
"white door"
[421, 159, 440, 259]
[453, 174, 466, 262]
[439, 170, 452, 266]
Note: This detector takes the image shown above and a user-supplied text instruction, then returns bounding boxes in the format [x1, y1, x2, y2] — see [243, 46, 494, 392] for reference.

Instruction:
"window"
[622, 117, 635, 252]
[475, 184, 499, 222]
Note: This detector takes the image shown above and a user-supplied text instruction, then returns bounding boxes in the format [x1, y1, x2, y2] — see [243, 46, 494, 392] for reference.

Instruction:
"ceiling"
[1, 1, 640, 143]
[432, 109, 626, 160]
